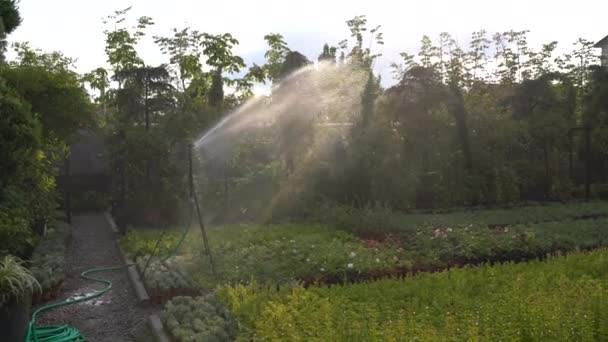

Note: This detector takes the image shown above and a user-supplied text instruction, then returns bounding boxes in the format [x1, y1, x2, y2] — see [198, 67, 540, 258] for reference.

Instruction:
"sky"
[7, 0, 608, 87]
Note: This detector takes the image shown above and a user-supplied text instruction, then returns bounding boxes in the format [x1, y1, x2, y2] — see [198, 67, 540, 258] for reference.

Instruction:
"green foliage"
[106, 128, 183, 225]
[0, 0, 21, 60]
[0, 77, 57, 255]
[0, 79, 40, 187]
[29, 220, 69, 295]
[163, 295, 237, 342]
[134, 256, 195, 296]
[122, 224, 406, 289]
[121, 229, 185, 258]
[2, 48, 95, 141]
[0, 0, 21, 35]
[0, 255, 40, 307]
[103, 7, 150, 72]
[320, 200, 608, 234]
[0, 188, 33, 256]
[263, 33, 290, 82]
[219, 249, 608, 341]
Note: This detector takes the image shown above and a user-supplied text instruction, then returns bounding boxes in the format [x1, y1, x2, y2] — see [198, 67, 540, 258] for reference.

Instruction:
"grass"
[217, 248, 608, 341]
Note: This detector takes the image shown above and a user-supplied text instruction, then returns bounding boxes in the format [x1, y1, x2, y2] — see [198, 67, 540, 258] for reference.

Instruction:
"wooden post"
[585, 126, 591, 201]
[189, 144, 216, 276]
[64, 156, 71, 224]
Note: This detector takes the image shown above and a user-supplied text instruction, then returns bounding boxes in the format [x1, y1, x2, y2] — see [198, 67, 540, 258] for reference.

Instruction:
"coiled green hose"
[25, 265, 130, 342]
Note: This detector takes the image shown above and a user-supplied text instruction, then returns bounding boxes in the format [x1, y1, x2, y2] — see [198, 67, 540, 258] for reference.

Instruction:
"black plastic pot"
[0, 295, 31, 342]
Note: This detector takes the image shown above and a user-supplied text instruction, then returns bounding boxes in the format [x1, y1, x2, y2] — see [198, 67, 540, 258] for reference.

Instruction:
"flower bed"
[217, 248, 608, 341]
[29, 220, 69, 304]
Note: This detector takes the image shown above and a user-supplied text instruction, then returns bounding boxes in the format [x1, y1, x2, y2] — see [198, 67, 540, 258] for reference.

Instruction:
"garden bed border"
[103, 212, 149, 304]
[104, 212, 174, 342]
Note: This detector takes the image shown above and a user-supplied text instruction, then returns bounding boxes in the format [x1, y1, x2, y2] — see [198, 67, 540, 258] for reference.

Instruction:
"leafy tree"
[2, 44, 94, 142]
[510, 72, 575, 198]
[468, 30, 491, 82]
[340, 15, 384, 69]
[263, 33, 290, 82]
[273, 52, 311, 174]
[318, 43, 337, 63]
[419, 35, 439, 69]
[0, 79, 55, 255]
[103, 7, 153, 82]
[0, 0, 21, 61]
[155, 27, 204, 92]
[114, 65, 175, 130]
[201, 33, 245, 109]
[82, 67, 111, 122]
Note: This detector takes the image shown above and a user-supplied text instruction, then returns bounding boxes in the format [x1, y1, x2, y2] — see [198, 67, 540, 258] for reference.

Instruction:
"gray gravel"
[34, 213, 149, 342]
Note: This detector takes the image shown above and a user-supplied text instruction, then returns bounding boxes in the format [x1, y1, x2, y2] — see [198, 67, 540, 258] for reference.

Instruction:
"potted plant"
[0, 255, 41, 342]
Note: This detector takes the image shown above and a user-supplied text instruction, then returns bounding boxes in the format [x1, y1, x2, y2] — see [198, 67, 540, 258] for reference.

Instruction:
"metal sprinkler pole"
[189, 143, 216, 276]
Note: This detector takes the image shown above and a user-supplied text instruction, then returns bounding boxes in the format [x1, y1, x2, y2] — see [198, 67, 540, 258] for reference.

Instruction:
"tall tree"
[468, 30, 490, 82]
[103, 7, 153, 84]
[113, 65, 175, 130]
[155, 27, 204, 92]
[318, 43, 337, 63]
[263, 33, 290, 82]
[201, 33, 245, 108]
[0, 0, 21, 60]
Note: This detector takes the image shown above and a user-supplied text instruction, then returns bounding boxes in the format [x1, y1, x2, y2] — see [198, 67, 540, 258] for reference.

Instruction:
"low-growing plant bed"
[122, 216, 608, 291]
[0, 256, 40, 342]
[162, 295, 237, 342]
[29, 220, 69, 305]
[317, 200, 608, 236]
[217, 248, 608, 341]
[134, 255, 200, 304]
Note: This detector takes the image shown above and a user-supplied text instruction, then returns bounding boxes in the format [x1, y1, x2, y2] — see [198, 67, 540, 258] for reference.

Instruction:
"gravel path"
[34, 213, 148, 341]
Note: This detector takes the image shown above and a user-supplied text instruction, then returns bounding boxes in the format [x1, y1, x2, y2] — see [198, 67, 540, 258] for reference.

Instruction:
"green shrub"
[163, 295, 237, 342]
[0, 188, 34, 256]
[134, 255, 195, 295]
[120, 229, 185, 258]
[0, 255, 40, 307]
[218, 249, 608, 341]
[29, 220, 69, 294]
[312, 202, 397, 236]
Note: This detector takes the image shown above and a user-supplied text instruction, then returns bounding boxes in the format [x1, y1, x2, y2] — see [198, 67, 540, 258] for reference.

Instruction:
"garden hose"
[26, 210, 192, 342]
[25, 264, 131, 342]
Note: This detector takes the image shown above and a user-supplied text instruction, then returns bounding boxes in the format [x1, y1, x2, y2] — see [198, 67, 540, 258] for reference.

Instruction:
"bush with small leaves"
[163, 295, 237, 342]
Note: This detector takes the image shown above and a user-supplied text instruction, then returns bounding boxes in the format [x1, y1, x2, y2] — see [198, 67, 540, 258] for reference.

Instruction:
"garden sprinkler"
[188, 143, 217, 276]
